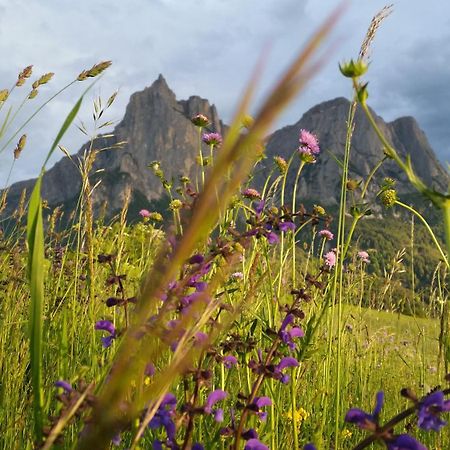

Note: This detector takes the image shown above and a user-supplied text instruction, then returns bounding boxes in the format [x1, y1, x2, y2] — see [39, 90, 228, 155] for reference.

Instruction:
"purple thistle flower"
[242, 188, 261, 200]
[318, 229, 334, 240]
[223, 355, 238, 369]
[204, 389, 228, 415]
[139, 209, 151, 218]
[95, 320, 116, 348]
[191, 113, 210, 127]
[345, 391, 384, 430]
[386, 434, 427, 450]
[202, 132, 222, 147]
[357, 250, 370, 264]
[324, 250, 336, 269]
[244, 438, 269, 450]
[55, 380, 72, 393]
[417, 390, 450, 431]
[231, 272, 244, 281]
[299, 129, 320, 154]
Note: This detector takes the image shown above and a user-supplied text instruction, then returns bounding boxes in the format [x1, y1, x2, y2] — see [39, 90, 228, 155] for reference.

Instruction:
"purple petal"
[205, 389, 228, 414]
[288, 327, 305, 339]
[242, 428, 258, 440]
[244, 438, 269, 450]
[101, 335, 115, 348]
[189, 254, 204, 264]
[345, 408, 371, 429]
[387, 434, 427, 450]
[223, 355, 238, 369]
[277, 356, 299, 371]
[214, 408, 224, 422]
[254, 396, 272, 408]
[192, 444, 205, 450]
[55, 380, 72, 393]
[278, 221, 295, 232]
[304, 445, 317, 450]
[373, 391, 384, 417]
[280, 313, 294, 331]
[95, 320, 115, 335]
[266, 231, 279, 244]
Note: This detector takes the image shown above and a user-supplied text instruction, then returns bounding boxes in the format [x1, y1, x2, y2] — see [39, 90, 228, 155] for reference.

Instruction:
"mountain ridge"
[2, 76, 448, 217]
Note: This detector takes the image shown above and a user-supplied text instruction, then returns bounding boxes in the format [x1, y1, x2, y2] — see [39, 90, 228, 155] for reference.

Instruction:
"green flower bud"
[274, 156, 288, 174]
[169, 199, 183, 210]
[339, 59, 368, 78]
[380, 189, 397, 208]
[313, 205, 326, 216]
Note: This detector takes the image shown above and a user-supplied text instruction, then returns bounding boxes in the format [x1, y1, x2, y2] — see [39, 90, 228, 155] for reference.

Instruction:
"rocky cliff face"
[3, 74, 225, 215]
[261, 97, 448, 205]
[2, 78, 448, 217]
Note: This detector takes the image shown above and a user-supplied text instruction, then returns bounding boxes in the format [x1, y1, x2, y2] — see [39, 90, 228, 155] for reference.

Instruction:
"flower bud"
[379, 189, 397, 208]
[191, 114, 210, 128]
[339, 59, 368, 78]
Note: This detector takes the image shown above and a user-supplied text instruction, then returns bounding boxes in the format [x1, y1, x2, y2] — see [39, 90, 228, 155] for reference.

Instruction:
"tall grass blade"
[27, 89, 90, 444]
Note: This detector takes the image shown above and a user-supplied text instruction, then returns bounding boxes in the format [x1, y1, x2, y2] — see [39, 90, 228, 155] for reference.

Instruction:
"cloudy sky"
[0, 0, 449, 185]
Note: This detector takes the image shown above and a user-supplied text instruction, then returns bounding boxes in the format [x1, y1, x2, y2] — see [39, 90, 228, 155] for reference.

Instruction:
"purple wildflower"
[244, 439, 269, 450]
[95, 320, 116, 348]
[417, 390, 450, 431]
[202, 132, 222, 147]
[242, 188, 261, 200]
[299, 129, 320, 154]
[139, 209, 151, 218]
[357, 250, 370, 264]
[55, 380, 72, 393]
[304, 445, 317, 450]
[231, 272, 244, 281]
[242, 429, 258, 440]
[204, 389, 228, 422]
[324, 250, 336, 269]
[278, 221, 296, 232]
[189, 253, 205, 265]
[318, 229, 334, 240]
[252, 396, 272, 421]
[223, 355, 238, 369]
[266, 231, 279, 245]
[148, 393, 177, 444]
[279, 313, 304, 350]
[192, 444, 205, 450]
[345, 391, 384, 430]
[386, 434, 427, 450]
[275, 356, 299, 384]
